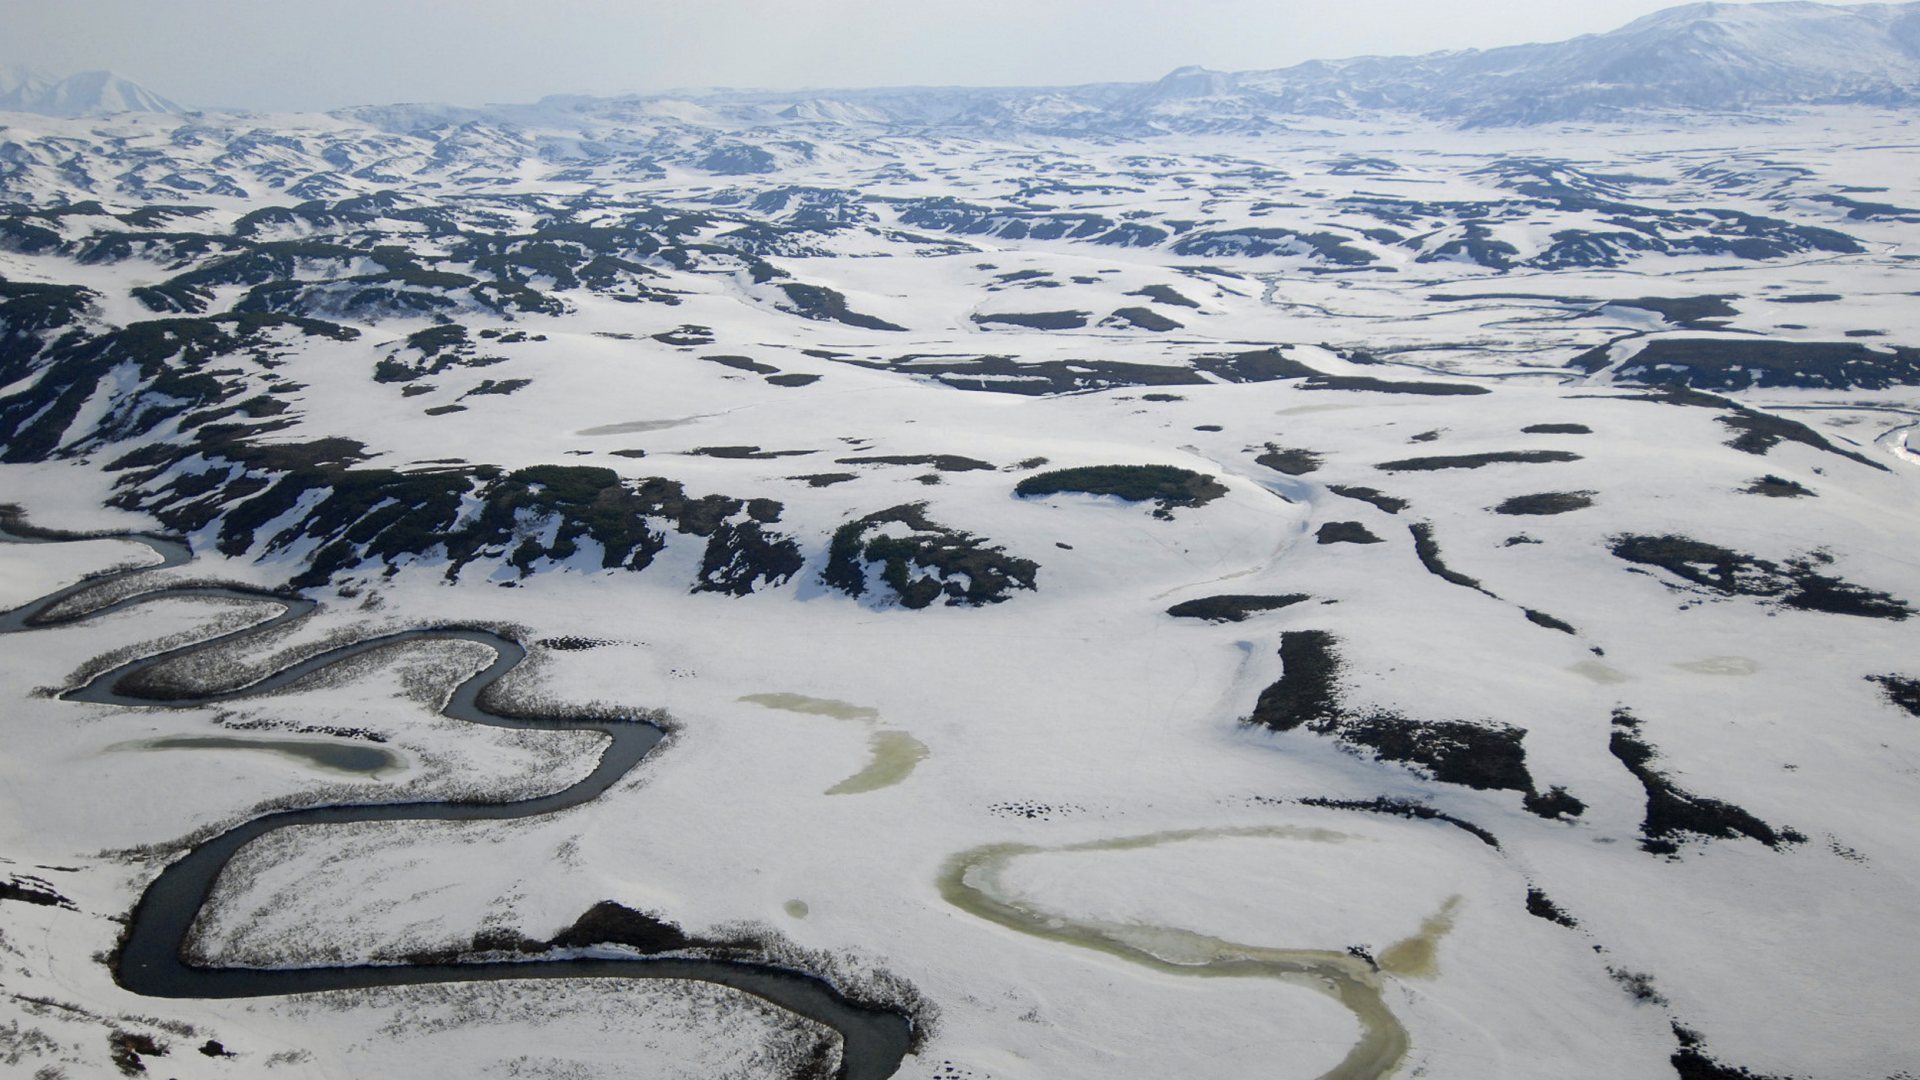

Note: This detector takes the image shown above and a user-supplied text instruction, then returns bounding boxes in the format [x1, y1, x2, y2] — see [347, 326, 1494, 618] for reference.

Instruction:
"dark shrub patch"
[836, 454, 994, 472]
[972, 310, 1089, 330]
[1867, 675, 1920, 717]
[1671, 1025, 1794, 1080]
[1522, 423, 1592, 435]
[703, 353, 778, 374]
[1255, 445, 1323, 475]
[1016, 464, 1227, 518]
[1299, 796, 1499, 848]
[1610, 534, 1909, 619]
[1610, 710, 1801, 853]
[1494, 491, 1595, 515]
[1301, 375, 1489, 396]
[1741, 475, 1814, 498]
[1523, 785, 1585, 819]
[1246, 630, 1539, 794]
[823, 503, 1037, 609]
[1522, 609, 1578, 635]
[1104, 306, 1184, 332]
[1379, 450, 1582, 471]
[778, 284, 905, 331]
[550, 901, 694, 953]
[766, 372, 822, 387]
[1409, 523, 1493, 597]
[1166, 594, 1311, 623]
[1316, 521, 1384, 544]
[1327, 485, 1408, 514]
[1526, 888, 1578, 927]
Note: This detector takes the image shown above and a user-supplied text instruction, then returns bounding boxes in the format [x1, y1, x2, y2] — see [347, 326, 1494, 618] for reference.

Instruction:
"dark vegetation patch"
[691, 445, 816, 460]
[792, 472, 858, 487]
[1525, 887, 1578, 927]
[822, 503, 1037, 609]
[652, 325, 714, 346]
[821, 344, 1317, 397]
[1494, 491, 1595, 515]
[0, 313, 358, 465]
[1171, 227, 1376, 264]
[375, 324, 507, 384]
[1741, 475, 1814, 498]
[1409, 430, 1442, 443]
[1166, 594, 1310, 623]
[1298, 797, 1499, 848]
[1410, 523, 1580, 634]
[1613, 386, 1886, 470]
[1378, 450, 1582, 471]
[777, 283, 905, 332]
[1015, 464, 1227, 519]
[1522, 423, 1592, 435]
[1128, 284, 1200, 308]
[110, 1031, 168, 1076]
[1103, 306, 1183, 332]
[1610, 710, 1803, 854]
[1316, 521, 1384, 545]
[1610, 534, 1909, 619]
[835, 454, 995, 472]
[1300, 375, 1490, 396]
[1604, 295, 1739, 327]
[462, 377, 531, 398]
[537, 636, 617, 651]
[1867, 675, 1920, 717]
[1246, 631, 1551, 798]
[1409, 523, 1493, 597]
[765, 373, 821, 387]
[1, 874, 76, 909]
[1140, 393, 1184, 402]
[703, 353, 778, 374]
[1328, 486, 1408, 514]
[1522, 609, 1578, 635]
[549, 900, 698, 953]
[107, 439, 804, 593]
[972, 310, 1089, 331]
[1611, 338, 1920, 392]
[1671, 1025, 1797, 1080]
[1772, 293, 1841, 304]
[1255, 445, 1322, 476]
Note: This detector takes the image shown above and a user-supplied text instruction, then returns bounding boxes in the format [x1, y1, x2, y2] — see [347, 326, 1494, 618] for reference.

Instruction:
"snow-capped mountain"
[383, 0, 1920, 133]
[0, 64, 181, 117]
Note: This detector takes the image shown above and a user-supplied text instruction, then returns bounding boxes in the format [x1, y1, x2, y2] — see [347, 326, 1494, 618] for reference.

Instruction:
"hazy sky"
[0, 0, 1852, 111]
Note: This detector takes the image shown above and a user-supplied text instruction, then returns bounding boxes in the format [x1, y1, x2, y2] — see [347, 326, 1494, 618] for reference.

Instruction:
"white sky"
[0, 0, 1857, 111]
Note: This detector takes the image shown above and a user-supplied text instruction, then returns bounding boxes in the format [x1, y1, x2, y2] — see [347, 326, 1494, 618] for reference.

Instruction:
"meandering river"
[0, 518, 912, 1080]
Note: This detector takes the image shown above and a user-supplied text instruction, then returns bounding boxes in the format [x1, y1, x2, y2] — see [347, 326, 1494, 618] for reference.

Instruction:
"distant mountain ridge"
[0, 64, 181, 117]
[335, 1, 1920, 136]
[7, 2, 1920, 128]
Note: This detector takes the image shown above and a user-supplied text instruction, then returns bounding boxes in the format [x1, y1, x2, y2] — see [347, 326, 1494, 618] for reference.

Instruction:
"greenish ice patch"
[114, 735, 402, 777]
[1567, 659, 1629, 685]
[939, 826, 1411, 1080]
[1672, 656, 1759, 675]
[784, 899, 810, 919]
[739, 692, 882, 724]
[827, 731, 929, 795]
[1376, 895, 1462, 978]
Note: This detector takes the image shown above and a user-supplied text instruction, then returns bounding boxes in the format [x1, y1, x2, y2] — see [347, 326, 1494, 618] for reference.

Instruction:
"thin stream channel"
[0, 518, 912, 1080]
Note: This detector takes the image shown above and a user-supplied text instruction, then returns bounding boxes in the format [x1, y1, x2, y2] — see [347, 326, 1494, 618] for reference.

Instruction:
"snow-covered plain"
[1, 99, 1918, 1080]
